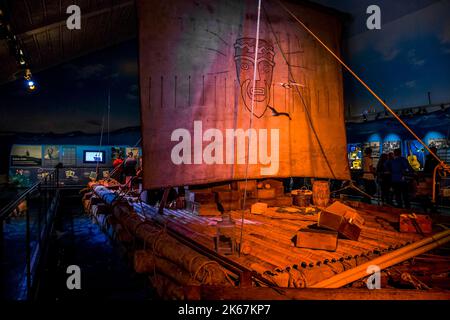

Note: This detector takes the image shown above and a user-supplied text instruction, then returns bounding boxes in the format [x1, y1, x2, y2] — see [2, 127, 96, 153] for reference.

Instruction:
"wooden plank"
[187, 286, 450, 300]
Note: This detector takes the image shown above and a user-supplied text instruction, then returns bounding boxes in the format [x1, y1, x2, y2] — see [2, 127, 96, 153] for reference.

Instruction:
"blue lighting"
[423, 131, 444, 144]
[368, 134, 381, 142]
[384, 133, 401, 142]
[28, 81, 34, 87]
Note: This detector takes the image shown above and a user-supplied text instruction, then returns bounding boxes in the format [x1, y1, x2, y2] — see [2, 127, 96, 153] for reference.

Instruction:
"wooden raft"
[134, 202, 424, 287]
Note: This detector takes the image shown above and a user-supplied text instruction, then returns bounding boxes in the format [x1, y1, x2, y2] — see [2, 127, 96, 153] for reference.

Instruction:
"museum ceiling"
[0, 0, 136, 84]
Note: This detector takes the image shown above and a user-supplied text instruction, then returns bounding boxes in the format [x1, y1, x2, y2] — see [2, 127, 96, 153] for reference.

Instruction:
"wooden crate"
[263, 196, 292, 207]
[242, 198, 260, 209]
[338, 220, 361, 241]
[326, 201, 365, 228]
[318, 210, 361, 240]
[197, 203, 222, 216]
[219, 200, 242, 211]
[257, 188, 276, 199]
[216, 190, 243, 202]
[231, 180, 257, 191]
[260, 179, 283, 189]
[185, 190, 215, 204]
[211, 184, 231, 192]
[318, 210, 344, 231]
[296, 226, 338, 251]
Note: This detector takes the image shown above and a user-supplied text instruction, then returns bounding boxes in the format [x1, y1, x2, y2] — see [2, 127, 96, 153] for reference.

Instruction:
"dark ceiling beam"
[16, 0, 134, 37]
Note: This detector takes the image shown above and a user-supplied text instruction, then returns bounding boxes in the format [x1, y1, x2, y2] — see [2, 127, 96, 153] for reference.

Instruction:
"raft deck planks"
[134, 203, 424, 286]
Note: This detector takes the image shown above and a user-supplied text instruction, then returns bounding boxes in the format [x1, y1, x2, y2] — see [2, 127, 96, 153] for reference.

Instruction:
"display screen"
[347, 144, 362, 170]
[83, 151, 105, 163]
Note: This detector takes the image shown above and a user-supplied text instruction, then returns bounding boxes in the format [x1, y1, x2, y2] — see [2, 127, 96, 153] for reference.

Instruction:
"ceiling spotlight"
[26, 79, 36, 91]
[23, 69, 37, 92]
[24, 68, 32, 80]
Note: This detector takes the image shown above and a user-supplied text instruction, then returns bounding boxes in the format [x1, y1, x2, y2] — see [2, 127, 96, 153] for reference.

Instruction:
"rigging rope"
[262, 2, 337, 179]
[275, 0, 447, 170]
[95, 113, 105, 178]
[239, 0, 263, 257]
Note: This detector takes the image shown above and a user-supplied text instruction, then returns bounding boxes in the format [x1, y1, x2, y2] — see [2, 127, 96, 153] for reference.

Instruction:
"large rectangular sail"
[138, 0, 350, 189]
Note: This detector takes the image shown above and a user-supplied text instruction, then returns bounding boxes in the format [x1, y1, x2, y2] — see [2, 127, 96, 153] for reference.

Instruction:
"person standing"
[386, 148, 413, 209]
[362, 147, 376, 202]
[123, 151, 137, 185]
[424, 146, 439, 175]
[377, 153, 392, 205]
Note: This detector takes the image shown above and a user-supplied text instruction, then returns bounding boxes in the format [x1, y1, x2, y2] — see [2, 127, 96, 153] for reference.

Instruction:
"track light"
[24, 68, 31, 80]
[26, 79, 36, 91]
[24, 69, 37, 92]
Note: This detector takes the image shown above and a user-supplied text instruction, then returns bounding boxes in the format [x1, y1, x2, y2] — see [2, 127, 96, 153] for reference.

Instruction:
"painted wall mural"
[138, 0, 350, 188]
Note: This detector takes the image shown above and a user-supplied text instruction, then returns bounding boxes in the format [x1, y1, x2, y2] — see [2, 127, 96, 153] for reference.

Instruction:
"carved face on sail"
[234, 38, 275, 118]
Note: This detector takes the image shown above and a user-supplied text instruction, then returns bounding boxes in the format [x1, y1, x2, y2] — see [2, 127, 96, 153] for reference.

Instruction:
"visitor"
[424, 146, 439, 175]
[388, 152, 394, 161]
[111, 153, 124, 182]
[362, 147, 376, 203]
[376, 153, 392, 205]
[385, 148, 413, 209]
[123, 152, 137, 185]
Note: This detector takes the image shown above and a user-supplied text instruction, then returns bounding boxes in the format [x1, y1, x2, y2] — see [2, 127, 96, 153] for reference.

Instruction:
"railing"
[0, 170, 59, 300]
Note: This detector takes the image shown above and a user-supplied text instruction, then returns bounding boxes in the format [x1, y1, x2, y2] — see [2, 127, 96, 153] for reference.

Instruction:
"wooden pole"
[311, 230, 450, 288]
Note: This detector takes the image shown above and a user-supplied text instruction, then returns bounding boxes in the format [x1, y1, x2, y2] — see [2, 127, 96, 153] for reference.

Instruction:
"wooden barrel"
[312, 180, 330, 207]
